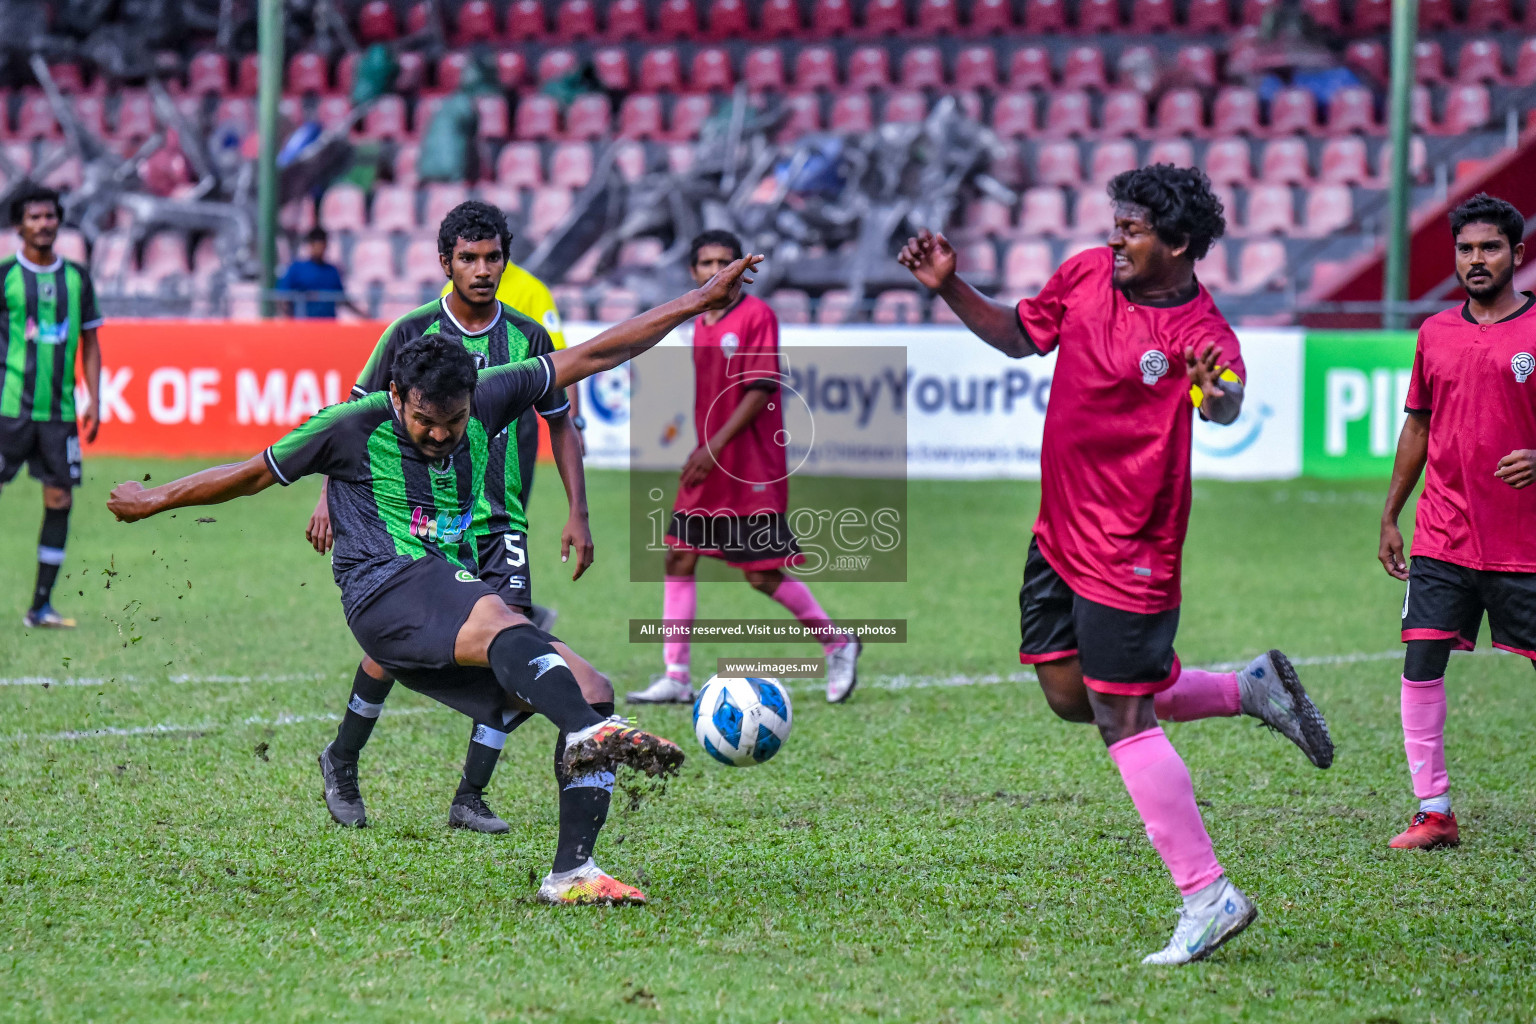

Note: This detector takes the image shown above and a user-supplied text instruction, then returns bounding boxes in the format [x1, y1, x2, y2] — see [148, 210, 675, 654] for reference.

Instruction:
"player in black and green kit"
[0, 183, 103, 629]
[306, 201, 593, 834]
[107, 251, 763, 904]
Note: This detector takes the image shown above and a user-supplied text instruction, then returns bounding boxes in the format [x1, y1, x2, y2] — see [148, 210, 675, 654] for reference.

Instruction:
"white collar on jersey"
[438, 295, 501, 338]
[15, 252, 64, 274]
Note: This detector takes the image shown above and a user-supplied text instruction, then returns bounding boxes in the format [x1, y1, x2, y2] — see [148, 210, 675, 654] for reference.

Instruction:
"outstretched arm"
[1379, 411, 1429, 580]
[108, 454, 277, 523]
[548, 255, 763, 391]
[897, 229, 1038, 358]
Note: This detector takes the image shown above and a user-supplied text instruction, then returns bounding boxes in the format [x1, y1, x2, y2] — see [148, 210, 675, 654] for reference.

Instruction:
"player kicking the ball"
[108, 253, 763, 905]
[1379, 193, 1536, 851]
[626, 231, 861, 706]
[900, 165, 1332, 965]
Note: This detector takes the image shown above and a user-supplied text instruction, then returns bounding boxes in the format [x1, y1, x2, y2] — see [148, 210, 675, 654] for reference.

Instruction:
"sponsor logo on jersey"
[1512, 352, 1534, 383]
[411, 507, 472, 544]
[1139, 349, 1170, 385]
[455, 569, 477, 582]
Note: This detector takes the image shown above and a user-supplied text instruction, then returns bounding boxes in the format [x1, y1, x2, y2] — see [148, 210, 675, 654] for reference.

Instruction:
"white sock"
[1181, 876, 1227, 915]
[544, 858, 597, 884]
[1419, 793, 1451, 814]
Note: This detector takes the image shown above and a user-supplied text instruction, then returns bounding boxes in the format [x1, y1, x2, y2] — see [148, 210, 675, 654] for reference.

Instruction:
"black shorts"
[0, 417, 81, 489]
[1402, 555, 1536, 660]
[1017, 539, 1182, 696]
[476, 529, 534, 613]
[666, 511, 806, 571]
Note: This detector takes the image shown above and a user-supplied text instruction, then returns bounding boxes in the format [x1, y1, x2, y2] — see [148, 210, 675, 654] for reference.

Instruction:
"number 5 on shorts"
[503, 534, 527, 568]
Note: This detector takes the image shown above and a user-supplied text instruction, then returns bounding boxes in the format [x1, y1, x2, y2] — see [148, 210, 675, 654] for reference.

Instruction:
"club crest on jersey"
[719, 332, 740, 358]
[1139, 349, 1170, 385]
[1512, 352, 1534, 384]
[410, 507, 471, 545]
[428, 454, 454, 476]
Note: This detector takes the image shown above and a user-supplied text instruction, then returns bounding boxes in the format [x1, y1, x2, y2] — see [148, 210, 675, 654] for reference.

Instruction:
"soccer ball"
[692, 676, 793, 767]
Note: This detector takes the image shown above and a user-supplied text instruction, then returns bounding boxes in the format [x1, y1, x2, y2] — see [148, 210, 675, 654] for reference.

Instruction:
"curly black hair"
[8, 182, 63, 226]
[688, 229, 743, 266]
[1106, 165, 1226, 261]
[437, 200, 513, 261]
[1450, 192, 1524, 247]
[391, 333, 479, 407]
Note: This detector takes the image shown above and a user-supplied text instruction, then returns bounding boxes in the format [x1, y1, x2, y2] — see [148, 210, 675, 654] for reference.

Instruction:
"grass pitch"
[0, 461, 1533, 1023]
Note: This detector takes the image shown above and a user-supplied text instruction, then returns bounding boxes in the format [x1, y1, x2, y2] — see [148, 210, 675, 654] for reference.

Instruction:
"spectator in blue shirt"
[276, 228, 364, 318]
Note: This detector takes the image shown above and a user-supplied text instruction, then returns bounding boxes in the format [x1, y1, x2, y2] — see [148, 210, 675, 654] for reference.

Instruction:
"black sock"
[553, 700, 614, 872]
[332, 664, 394, 762]
[487, 626, 604, 733]
[456, 718, 519, 798]
[32, 506, 69, 612]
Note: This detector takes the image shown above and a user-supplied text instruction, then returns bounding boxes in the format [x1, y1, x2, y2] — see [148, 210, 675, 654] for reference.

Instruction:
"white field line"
[0, 672, 330, 688]
[1, 647, 1507, 744]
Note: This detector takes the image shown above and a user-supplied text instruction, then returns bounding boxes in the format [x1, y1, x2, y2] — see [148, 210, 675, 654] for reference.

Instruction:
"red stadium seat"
[527, 188, 574, 239]
[669, 94, 714, 138]
[1147, 137, 1195, 167]
[1326, 86, 1378, 134]
[745, 48, 787, 91]
[847, 47, 891, 89]
[639, 48, 684, 92]
[1023, 0, 1068, 33]
[617, 93, 665, 138]
[405, 2, 432, 34]
[1353, 0, 1389, 30]
[1077, 0, 1120, 32]
[811, 0, 854, 35]
[873, 290, 924, 324]
[1197, 240, 1231, 292]
[1260, 137, 1312, 183]
[1019, 188, 1068, 236]
[593, 48, 631, 91]
[1129, 0, 1175, 31]
[1269, 87, 1318, 135]
[1212, 87, 1262, 135]
[538, 49, 579, 84]
[514, 94, 561, 138]
[371, 185, 418, 231]
[1466, 0, 1513, 29]
[1232, 240, 1286, 292]
[1307, 259, 1350, 293]
[393, 51, 427, 92]
[360, 94, 408, 139]
[457, 0, 499, 43]
[777, 92, 823, 140]
[237, 54, 260, 96]
[1299, 0, 1342, 28]
[549, 142, 595, 189]
[1456, 39, 1506, 83]
[884, 90, 927, 123]
[1376, 135, 1427, 184]
[1301, 184, 1353, 237]
[114, 90, 156, 140]
[829, 92, 874, 132]
[565, 95, 612, 139]
[606, 0, 649, 37]
[187, 53, 229, 96]
[964, 198, 1013, 235]
[412, 96, 445, 138]
[612, 140, 647, 181]
[1415, 40, 1447, 83]
[1060, 46, 1108, 91]
[1089, 139, 1137, 182]
[815, 289, 855, 325]
[13, 94, 57, 140]
[1035, 140, 1082, 186]
[314, 94, 352, 131]
[496, 142, 544, 187]
[215, 97, 256, 135]
[435, 50, 473, 94]
[1008, 47, 1053, 90]
[475, 95, 509, 138]
[70, 96, 105, 137]
[335, 51, 361, 95]
[769, 289, 812, 324]
[864, 0, 908, 33]
[1205, 138, 1254, 186]
[1073, 188, 1115, 237]
[1003, 240, 1053, 293]
[1116, 45, 1155, 84]
[1176, 45, 1218, 89]
[1185, 0, 1232, 32]
[707, 0, 751, 36]
[1041, 90, 1092, 138]
[1438, 84, 1491, 134]
[357, 0, 398, 42]
[1341, 42, 1385, 87]
[422, 183, 469, 227]
[1419, 0, 1455, 30]
[692, 48, 735, 91]
[1155, 88, 1206, 136]
[1412, 85, 1433, 131]
[761, 0, 804, 34]
[1099, 90, 1147, 137]
[1319, 136, 1369, 183]
[554, 0, 599, 36]
[1243, 185, 1294, 235]
[990, 92, 1036, 137]
[901, 47, 946, 89]
[506, 0, 548, 40]
[969, 0, 1012, 33]
[917, 0, 960, 33]
[954, 46, 999, 90]
[1517, 38, 1536, 86]
[656, 0, 701, 39]
[1239, 0, 1279, 25]
[796, 47, 840, 89]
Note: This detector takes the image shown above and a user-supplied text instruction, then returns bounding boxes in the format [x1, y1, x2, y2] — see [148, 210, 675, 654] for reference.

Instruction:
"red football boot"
[1389, 810, 1459, 849]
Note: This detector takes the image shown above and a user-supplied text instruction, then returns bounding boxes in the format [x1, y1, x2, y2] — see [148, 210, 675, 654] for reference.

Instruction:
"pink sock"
[662, 575, 696, 680]
[1154, 666, 1241, 722]
[1402, 676, 1449, 799]
[769, 578, 847, 653]
[1108, 727, 1224, 895]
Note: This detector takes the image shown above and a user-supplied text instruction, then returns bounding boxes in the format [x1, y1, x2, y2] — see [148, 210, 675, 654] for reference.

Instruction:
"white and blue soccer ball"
[692, 675, 793, 767]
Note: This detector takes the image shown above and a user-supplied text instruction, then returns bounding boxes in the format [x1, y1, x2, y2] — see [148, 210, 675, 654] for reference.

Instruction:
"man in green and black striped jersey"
[305, 201, 592, 834]
[107, 251, 761, 904]
[0, 183, 103, 630]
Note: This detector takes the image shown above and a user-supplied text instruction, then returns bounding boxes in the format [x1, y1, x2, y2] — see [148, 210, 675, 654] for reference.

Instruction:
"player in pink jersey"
[627, 231, 862, 706]
[900, 165, 1333, 965]
[1379, 193, 1536, 851]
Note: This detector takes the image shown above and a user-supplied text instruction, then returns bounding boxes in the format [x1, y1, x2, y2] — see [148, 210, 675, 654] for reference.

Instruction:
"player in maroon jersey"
[900, 165, 1333, 965]
[1379, 193, 1536, 851]
[627, 231, 862, 706]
